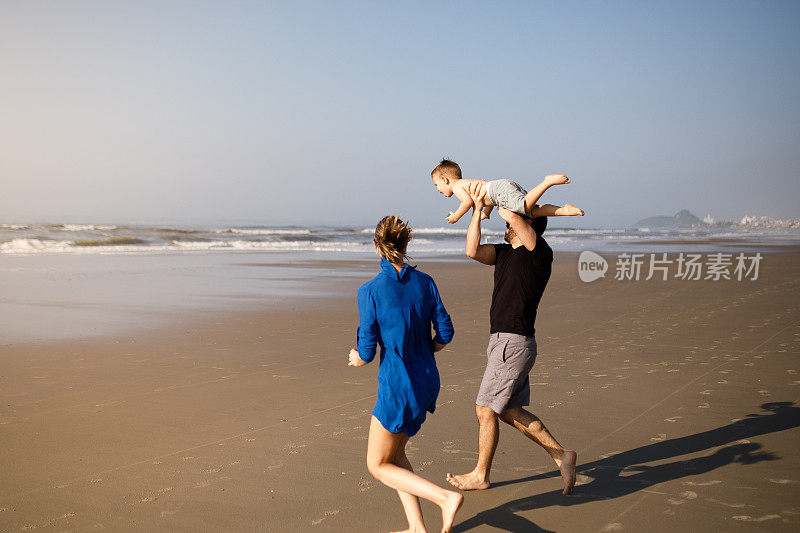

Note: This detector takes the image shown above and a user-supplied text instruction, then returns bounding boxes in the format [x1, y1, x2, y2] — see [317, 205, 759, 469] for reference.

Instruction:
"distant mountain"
[635, 209, 705, 228]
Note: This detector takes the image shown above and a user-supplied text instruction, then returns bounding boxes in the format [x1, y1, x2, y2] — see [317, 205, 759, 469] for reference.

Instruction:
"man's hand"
[467, 182, 486, 207]
[467, 181, 486, 203]
[348, 348, 366, 367]
[544, 174, 570, 186]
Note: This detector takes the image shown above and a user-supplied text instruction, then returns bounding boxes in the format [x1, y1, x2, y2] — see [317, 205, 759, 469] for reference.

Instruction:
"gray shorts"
[476, 333, 537, 414]
[486, 179, 528, 216]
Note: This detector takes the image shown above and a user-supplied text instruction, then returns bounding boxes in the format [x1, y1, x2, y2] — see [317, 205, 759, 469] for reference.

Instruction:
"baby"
[430, 159, 585, 224]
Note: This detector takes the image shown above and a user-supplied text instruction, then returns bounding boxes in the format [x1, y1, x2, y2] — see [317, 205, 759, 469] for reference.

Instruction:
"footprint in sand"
[732, 515, 781, 522]
[699, 390, 713, 395]
[758, 390, 770, 396]
[599, 451, 622, 459]
[667, 491, 698, 505]
[706, 498, 752, 509]
[599, 523, 623, 532]
[683, 480, 721, 487]
[310, 509, 340, 526]
[698, 403, 711, 409]
[768, 479, 798, 485]
[651, 434, 666, 441]
[664, 416, 683, 423]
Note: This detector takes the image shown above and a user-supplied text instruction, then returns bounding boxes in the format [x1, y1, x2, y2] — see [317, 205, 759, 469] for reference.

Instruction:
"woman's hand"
[348, 348, 366, 367]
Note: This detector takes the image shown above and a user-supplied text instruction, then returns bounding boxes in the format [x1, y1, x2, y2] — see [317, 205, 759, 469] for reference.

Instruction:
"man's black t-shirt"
[490, 237, 553, 337]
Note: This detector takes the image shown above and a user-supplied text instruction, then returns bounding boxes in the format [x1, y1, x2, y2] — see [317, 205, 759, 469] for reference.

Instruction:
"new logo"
[578, 251, 608, 282]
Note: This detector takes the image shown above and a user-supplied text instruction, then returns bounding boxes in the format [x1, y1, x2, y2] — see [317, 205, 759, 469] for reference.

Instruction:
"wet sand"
[1, 251, 799, 531]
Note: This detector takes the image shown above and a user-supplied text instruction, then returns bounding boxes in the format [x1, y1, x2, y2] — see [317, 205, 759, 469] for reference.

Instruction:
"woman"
[348, 215, 463, 533]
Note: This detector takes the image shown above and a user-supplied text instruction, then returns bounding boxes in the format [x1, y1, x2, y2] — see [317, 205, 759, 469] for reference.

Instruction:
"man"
[446, 193, 577, 495]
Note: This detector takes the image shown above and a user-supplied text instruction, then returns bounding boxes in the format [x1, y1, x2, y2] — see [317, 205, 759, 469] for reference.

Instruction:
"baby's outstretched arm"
[445, 185, 474, 224]
[531, 203, 585, 217]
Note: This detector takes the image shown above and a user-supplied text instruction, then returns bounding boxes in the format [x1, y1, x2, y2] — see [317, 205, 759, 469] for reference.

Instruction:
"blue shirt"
[357, 258, 454, 436]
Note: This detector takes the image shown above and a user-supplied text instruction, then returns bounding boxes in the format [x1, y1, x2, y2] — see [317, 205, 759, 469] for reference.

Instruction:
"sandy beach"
[1, 250, 799, 532]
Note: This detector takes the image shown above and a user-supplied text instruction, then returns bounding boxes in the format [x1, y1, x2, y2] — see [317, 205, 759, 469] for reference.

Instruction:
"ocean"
[3, 222, 798, 344]
[2, 222, 800, 256]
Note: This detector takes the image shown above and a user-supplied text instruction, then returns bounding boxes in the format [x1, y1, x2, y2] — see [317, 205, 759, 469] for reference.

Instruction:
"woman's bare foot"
[439, 491, 463, 533]
[445, 471, 490, 491]
[562, 203, 584, 216]
[555, 450, 577, 495]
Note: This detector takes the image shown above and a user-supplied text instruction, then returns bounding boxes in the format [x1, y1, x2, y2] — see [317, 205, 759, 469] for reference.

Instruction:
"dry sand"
[1, 251, 799, 532]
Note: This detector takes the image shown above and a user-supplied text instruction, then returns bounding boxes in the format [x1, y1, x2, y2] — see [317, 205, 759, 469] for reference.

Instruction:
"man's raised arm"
[466, 190, 496, 265]
[498, 208, 537, 251]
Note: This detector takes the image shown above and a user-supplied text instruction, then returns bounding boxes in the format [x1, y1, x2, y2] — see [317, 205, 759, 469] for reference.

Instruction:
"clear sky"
[1, 1, 798, 228]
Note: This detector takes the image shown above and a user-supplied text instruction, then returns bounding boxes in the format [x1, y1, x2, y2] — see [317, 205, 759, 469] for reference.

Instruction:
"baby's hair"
[431, 159, 462, 179]
[374, 215, 412, 264]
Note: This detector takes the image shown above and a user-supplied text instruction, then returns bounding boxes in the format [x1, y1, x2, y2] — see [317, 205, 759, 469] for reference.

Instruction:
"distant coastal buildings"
[635, 210, 800, 229]
[737, 215, 800, 229]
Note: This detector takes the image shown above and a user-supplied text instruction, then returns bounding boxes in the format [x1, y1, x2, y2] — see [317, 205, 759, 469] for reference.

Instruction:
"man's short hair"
[432, 159, 462, 179]
[532, 216, 547, 235]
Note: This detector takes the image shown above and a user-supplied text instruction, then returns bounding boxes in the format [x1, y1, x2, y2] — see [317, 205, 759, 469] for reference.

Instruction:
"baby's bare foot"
[446, 471, 490, 491]
[555, 450, 577, 495]
[440, 491, 463, 533]
[545, 174, 570, 186]
[481, 212, 490, 220]
[562, 203, 584, 216]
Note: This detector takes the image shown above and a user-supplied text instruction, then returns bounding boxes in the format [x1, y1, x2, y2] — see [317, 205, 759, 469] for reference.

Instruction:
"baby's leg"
[530, 203, 585, 217]
[523, 174, 569, 214]
[482, 205, 494, 220]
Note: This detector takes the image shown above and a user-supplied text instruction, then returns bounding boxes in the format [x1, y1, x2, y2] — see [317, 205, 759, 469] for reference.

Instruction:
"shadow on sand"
[453, 401, 800, 532]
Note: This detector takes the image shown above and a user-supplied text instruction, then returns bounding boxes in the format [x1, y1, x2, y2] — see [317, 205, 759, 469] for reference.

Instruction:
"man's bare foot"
[446, 471, 490, 491]
[544, 174, 570, 186]
[439, 491, 463, 533]
[555, 450, 577, 495]
[562, 203, 584, 216]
